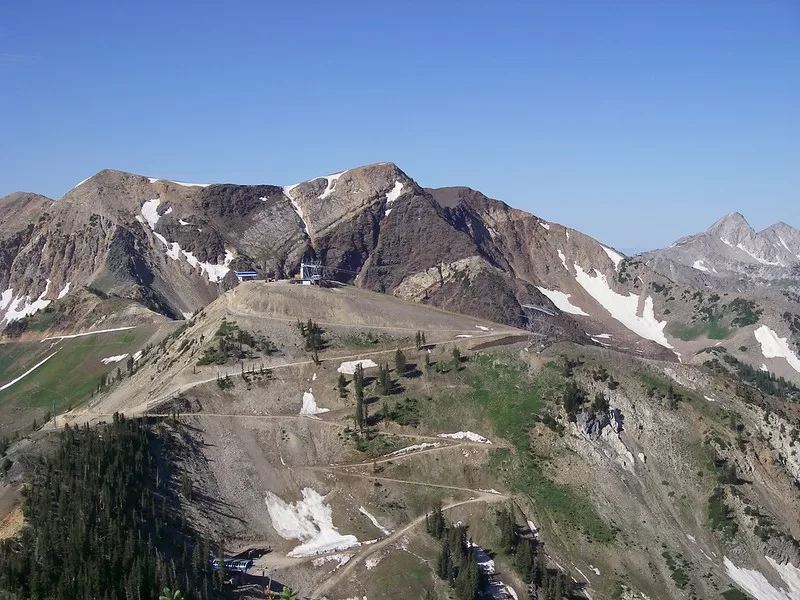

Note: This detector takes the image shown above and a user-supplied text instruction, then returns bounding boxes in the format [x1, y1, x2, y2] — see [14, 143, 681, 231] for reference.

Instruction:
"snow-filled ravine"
[265, 488, 359, 557]
[138, 198, 235, 283]
[724, 555, 800, 600]
[536, 286, 589, 316]
[753, 325, 800, 374]
[573, 264, 671, 348]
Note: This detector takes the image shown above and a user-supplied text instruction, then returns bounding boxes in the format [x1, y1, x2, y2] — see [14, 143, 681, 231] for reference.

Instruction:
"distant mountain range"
[642, 212, 800, 298]
[1, 164, 799, 378]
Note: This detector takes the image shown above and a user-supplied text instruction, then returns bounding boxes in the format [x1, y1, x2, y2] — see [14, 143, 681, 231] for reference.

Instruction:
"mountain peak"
[707, 211, 754, 244]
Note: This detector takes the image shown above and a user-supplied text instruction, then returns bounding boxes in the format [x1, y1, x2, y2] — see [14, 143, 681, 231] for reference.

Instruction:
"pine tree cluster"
[0, 415, 222, 599]
[425, 504, 482, 600]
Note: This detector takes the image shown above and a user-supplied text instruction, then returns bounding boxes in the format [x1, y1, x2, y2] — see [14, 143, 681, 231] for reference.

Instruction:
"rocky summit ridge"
[2, 163, 800, 380]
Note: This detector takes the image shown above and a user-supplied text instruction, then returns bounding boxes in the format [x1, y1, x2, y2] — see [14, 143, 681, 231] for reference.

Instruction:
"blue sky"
[1, 1, 797, 252]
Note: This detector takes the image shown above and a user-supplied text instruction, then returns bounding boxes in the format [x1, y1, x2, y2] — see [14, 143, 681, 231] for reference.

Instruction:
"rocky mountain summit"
[642, 212, 800, 296]
[2, 165, 800, 379]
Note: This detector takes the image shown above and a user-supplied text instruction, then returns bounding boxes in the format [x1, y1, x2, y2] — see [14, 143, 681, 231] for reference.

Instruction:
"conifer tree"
[395, 348, 406, 377]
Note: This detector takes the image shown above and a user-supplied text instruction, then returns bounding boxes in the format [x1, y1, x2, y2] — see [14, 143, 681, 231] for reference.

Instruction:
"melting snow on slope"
[601, 246, 624, 269]
[384, 443, 439, 457]
[289, 199, 310, 234]
[40, 326, 137, 343]
[536, 287, 589, 316]
[337, 359, 378, 374]
[57, 282, 71, 299]
[574, 265, 672, 348]
[724, 556, 800, 600]
[178, 219, 190, 225]
[557, 249, 569, 270]
[101, 354, 128, 365]
[265, 488, 359, 557]
[312, 553, 352, 569]
[384, 181, 404, 216]
[438, 431, 492, 444]
[761, 364, 770, 372]
[539, 221, 550, 231]
[754, 325, 800, 374]
[3, 280, 52, 323]
[319, 171, 346, 200]
[0, 351, 59, 392]
[737, 243, 782, 266]
[692, 260, 710, 272]
[0, 289, 13, 311]
[148, 177, 209, 188]
[140, 198, 162, 229]
[300, 389, 329, 416]
[359, 506, 391, 536]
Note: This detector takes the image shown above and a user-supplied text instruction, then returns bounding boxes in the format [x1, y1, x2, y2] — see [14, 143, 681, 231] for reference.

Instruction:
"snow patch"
[754, 325, 800, 374]
[557, 249, 569, 270]
[57, 282, 71, 299]
[319, 171, 346, 200]
[149, 178, 209, 188]
[479, 488, 502, 495]
[0, 351, 59, 392]
[133, 350, 143, 362]
[456, 334, 473, 338]
[724, 556, 800, 600]
[761, 364, 770, 372]
[3, 280, 52, 323]
[101, 354, 128, 365]
[337, 359, 378, 374]
[536, 286, 589, 316]
[359, 506, 390, 536]
[40, 326, 137, 343]
[601, 246, 624, 269]
[300, 389, 329, 416]
[0, 289, 13, 311]
[574, 264, 671, 348]
[383, 181, 404, 215]
[438, 431, 492, 444]
[737, 243, 782, 266]
[312, 553, 351, 569]
[539, 221, 550, 231]
[704, 395, 717, 403]
[365, 554, 384, 571]
[475, 325, 490, 331]
[692, 260, 710, 272]
[264, 488, 359, 557]
[290, 199, 310, 234]
[140, 198, 162, 229]
[593, 333, 612, 339]
[384, 443, 439, 457]
[179, 219, 190, 225]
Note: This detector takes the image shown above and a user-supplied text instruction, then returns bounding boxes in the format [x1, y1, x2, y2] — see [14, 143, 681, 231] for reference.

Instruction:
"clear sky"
[1, 1, 797, 253]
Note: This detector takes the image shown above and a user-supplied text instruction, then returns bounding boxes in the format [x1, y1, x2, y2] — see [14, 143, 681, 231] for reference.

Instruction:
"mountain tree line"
[425, 504, 482, 600]
[0, 414, 223, 599]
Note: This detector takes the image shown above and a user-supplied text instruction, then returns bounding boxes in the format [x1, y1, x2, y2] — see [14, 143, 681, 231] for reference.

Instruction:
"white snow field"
[264, 488, 359, 557]
[140, 199, 234, 282]
[574, 265, 671, 348]
[319, 171, 346, 200]
[384, 443, 439, 457]
[557, 249, 569, 270]
[754, 325, 800, 374]
[57, 282, 71, 299]
[40, 326, 137, 343]
[337, 359, 378, 374]
[724, 556, 800, 600]
[601, 246, 624, 269]
[358, 506, 390, 536]
[2, 280, 52, 323]
[437, 431, 492, 444]
[0, 351, 59, 392]
[299, 390, 329, 416]
[536, 287, 589, 316]
[148, 177, 209, 188]
[539, 221, 550, 230]
[140, 198, 162, 229]
[383, 181, 404, 216]
[100, 354, 128, 365]
[692, 260, 710, 272]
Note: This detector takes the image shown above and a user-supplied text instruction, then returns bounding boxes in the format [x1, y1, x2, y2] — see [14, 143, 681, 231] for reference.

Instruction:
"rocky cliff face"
[3, 165, 799, 374]
[642, 212, 800, 297]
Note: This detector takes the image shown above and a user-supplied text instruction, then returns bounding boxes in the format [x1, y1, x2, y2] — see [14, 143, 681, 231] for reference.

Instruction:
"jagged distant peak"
[707, 211, 753, 234]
